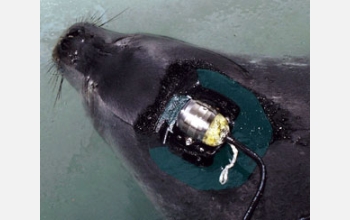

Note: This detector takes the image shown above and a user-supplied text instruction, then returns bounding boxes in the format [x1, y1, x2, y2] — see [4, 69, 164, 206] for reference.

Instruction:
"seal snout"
[52, 24, 94, 67]
[53, 22, 128, 68]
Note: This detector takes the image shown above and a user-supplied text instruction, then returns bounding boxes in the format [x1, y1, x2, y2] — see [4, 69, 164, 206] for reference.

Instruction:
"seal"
[52, 22, 309, 220]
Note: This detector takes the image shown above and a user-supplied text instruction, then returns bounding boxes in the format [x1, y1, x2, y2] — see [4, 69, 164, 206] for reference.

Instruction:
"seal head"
[53, 23, 166, 125]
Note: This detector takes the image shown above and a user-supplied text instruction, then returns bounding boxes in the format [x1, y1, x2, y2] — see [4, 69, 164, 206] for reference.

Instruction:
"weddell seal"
[51, 19, 309, 220]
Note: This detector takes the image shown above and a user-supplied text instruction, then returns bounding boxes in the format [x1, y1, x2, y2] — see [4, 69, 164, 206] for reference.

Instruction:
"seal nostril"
[67, 29, 83, 38]
[64, 26, 86, 41]
[60, 38, 70, 50]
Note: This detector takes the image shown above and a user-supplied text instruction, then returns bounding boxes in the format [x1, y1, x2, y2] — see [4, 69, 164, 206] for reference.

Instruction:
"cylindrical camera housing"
[177, 99, 230, 147]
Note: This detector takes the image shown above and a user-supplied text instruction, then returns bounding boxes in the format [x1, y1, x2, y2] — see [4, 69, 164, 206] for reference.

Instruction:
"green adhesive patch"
[150, 69, 272, 190]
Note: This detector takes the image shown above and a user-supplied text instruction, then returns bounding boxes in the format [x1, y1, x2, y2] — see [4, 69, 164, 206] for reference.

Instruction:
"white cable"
[219, 142, 239, 185]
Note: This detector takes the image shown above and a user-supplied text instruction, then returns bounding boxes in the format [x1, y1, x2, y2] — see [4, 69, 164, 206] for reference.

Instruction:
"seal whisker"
[46, 62, 56, 74]
[89, 12, 98, 24]
[43, 59, 55, 76]
[47, 66, 58, 87]
[89, 11, 106, 26]
[46, 59, 65, 106]
[46, 60, 59, 85]
[77, 15, 85, 24]
[98, 7, 129, 27]
[49, 70, 61, 93]
[49, 72, 58, 90]
[54, 76, 64, 106]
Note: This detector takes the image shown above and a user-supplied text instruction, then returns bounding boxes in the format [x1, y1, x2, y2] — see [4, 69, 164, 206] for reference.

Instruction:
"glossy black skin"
[53, 22, 310, 220]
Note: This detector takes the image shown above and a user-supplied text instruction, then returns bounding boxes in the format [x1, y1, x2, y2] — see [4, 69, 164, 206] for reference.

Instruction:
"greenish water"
[40, 0, 309, 219]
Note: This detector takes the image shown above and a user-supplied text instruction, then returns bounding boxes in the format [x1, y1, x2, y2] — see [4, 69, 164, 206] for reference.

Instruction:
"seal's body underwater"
[52, 22, 309, 220]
